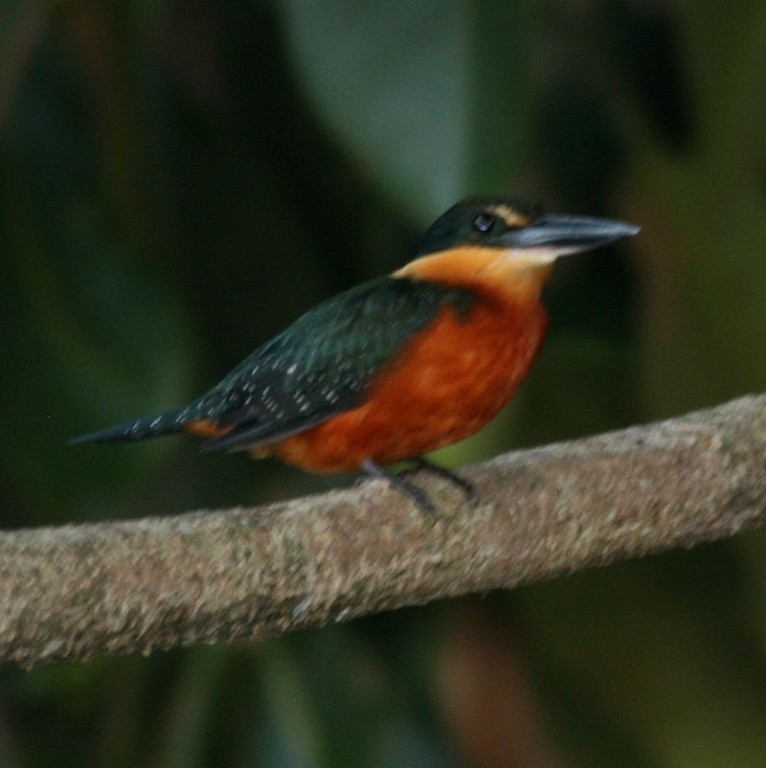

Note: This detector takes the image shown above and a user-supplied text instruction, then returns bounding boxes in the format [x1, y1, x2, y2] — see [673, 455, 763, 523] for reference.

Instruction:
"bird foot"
[361, 459, 438, 515]
[408, 457, 479, 505]
[361, 457, 478, 515]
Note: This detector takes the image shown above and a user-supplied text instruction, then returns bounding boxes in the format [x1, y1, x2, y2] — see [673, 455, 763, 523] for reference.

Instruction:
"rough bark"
[1, 395, 765, 668]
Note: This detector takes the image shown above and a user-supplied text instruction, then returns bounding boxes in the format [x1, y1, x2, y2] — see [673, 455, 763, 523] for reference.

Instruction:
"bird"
[72, 196, 639, 512]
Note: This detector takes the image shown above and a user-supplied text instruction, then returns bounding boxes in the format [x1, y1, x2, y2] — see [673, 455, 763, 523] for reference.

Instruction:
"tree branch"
[2, 395, 765, 668]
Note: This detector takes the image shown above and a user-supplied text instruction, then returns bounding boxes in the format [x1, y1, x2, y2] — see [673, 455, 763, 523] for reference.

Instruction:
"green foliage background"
[2, 1, 766, 765]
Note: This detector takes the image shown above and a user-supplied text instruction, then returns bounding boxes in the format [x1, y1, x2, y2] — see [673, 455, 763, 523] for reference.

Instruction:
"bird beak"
[499, 214, 640, 256]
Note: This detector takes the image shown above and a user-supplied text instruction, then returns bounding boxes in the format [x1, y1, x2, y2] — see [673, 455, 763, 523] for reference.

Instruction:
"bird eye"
[472, 212, 496, 233]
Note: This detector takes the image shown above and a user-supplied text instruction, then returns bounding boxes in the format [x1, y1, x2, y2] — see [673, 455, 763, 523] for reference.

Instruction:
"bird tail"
[70, 403, 202, 446]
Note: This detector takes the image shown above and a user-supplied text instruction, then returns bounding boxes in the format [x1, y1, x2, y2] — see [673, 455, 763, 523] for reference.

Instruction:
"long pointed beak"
[500, 214, 640, 255]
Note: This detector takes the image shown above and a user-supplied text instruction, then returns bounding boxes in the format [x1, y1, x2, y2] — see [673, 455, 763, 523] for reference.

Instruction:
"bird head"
[416, 195, 639, 262]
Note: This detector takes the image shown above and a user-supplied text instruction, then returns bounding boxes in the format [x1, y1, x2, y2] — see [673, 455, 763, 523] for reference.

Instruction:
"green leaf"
[0, 174, 195, 518]
[280, 0, 533, 220]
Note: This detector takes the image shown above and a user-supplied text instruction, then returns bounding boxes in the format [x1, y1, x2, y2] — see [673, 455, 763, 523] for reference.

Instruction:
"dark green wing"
[196, 275, 476, 451]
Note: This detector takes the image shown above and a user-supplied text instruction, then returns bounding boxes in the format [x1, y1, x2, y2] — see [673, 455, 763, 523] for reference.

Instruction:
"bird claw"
[408, 457, 479, 505]
[361, 459, 438, 515]
[361, 457, 477, 515]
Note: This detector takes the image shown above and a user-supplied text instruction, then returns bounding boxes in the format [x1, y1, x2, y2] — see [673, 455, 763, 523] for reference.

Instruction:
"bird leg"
[361, 459, 437, 515]
[409, 457, 478, 504]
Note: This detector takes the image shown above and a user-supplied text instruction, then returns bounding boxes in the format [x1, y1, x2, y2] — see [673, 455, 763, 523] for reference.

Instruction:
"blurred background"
[2, 0, 766, 765]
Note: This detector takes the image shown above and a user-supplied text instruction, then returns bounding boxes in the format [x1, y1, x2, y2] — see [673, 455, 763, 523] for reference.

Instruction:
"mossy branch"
[1, 395, 765, 668]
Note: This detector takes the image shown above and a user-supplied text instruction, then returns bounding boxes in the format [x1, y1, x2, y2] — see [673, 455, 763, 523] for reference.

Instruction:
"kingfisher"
[72, 196, 639, 512]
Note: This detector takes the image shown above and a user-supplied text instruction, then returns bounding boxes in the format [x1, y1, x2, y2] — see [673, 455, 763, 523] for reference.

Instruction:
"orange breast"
[262, 294, 548, 473]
